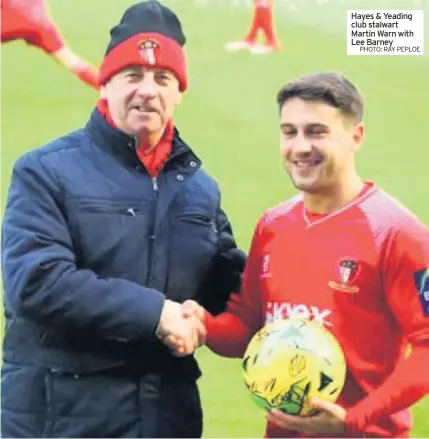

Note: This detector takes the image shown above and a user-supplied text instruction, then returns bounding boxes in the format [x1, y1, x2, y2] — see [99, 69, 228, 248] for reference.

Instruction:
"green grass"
[1, 0, 428, 437]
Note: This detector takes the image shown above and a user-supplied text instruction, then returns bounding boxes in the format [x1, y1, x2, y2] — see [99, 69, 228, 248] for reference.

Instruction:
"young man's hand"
[159, 300, 206, 356]
[266, 398, 346, 436]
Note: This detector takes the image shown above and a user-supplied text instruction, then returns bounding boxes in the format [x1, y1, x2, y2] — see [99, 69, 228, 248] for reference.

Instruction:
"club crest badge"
[328, 259, 360, 293]
[139, 39, 159, 65]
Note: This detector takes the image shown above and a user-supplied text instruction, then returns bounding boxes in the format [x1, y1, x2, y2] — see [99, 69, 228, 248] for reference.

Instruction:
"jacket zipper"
[151, 177, 159, 192]
[128, 132, 161, 287]
[146, 177, 159, 286]
[141, 138, 197, 287]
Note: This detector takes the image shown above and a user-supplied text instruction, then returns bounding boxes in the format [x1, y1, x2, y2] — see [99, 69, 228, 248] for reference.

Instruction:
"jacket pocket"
[177, 211, 218, 234]
[44, 365, 140, 437]
[70, 199, 152, 279]
[78, 202, 147, 216]
[167, 210, 219, 301]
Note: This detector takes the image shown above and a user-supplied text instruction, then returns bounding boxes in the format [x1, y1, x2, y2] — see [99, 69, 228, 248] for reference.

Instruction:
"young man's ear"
[351, 123, 364, 152]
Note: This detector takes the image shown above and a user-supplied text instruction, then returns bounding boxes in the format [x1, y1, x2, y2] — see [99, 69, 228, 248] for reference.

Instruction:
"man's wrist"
[154, 298, 169, 339]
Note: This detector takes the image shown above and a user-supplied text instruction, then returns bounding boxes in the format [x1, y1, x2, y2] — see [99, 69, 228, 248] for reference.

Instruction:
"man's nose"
[292, 135, 313, 154]
[136, 76, 157, 97]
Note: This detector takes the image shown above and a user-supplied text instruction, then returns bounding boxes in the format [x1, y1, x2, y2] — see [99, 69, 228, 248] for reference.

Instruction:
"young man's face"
[102, 66, 182, 138]
[279, 97, 363, 194]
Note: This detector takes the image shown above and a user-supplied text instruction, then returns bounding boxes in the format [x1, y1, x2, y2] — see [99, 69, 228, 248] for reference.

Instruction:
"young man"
[1, 1, 245, 437]
[171, 73, 429, 437]
[1, 0, 98, 88]
[225, 0, 280, 54]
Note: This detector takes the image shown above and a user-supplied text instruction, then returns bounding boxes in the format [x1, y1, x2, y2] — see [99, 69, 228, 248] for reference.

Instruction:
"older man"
[1, 1, 245, 437]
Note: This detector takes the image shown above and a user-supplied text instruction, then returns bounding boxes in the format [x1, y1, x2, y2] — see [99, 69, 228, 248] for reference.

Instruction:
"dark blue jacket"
[1, 109, 245, 438]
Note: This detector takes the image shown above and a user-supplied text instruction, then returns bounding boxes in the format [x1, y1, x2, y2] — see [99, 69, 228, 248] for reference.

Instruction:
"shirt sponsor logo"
[265, 301, 333, 327]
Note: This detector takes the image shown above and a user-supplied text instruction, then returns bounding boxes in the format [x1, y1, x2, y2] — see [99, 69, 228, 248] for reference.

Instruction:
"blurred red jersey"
[206, 182, 429, 438]
[1, 0, 63, 53]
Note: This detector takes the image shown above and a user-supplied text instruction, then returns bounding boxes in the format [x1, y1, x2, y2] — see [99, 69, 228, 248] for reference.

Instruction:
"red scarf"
[96, 98, 173, 178]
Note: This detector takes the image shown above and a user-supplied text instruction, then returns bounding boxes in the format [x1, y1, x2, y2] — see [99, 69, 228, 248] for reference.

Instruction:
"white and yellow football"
[242, 318, 346, 416]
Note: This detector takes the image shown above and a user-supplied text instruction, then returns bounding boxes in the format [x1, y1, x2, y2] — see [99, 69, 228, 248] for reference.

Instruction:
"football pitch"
[1, 0, 428, 437]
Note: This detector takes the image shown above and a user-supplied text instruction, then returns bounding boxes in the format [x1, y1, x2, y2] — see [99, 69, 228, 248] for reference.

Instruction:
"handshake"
[156, 299, 207, 356]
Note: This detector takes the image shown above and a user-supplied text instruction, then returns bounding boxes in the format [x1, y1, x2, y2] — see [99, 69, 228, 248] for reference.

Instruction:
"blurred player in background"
[225, 0, 280, 54]
[1, 0, 98, 88]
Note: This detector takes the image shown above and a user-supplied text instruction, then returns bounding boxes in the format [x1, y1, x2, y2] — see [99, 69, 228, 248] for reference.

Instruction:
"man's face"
[279, 97, 363, 194]
[102, 66, 182, 137]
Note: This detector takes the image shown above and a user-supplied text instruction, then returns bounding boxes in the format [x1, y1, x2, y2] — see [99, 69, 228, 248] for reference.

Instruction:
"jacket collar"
[84, 108, 198, 170]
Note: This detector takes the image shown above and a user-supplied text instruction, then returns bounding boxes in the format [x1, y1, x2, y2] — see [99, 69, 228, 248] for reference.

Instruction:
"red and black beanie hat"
[99, 0, 187, 91]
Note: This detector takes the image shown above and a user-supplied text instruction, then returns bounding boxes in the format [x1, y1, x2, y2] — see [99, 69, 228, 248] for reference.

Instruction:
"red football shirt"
[205, 182, 429, 438]
[1, 0, 64, 53]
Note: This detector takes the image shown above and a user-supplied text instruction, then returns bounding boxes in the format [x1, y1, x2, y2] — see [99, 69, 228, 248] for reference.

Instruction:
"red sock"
[72, 64, 99, 89]
[259, 7, 280, 48]
[244, 7, 265, 44]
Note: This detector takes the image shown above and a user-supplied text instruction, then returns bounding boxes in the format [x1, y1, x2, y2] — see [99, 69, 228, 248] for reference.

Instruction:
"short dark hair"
[276, 72, 364, 123]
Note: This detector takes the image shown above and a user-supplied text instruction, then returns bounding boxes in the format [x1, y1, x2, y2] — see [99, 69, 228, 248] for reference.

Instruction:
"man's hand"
[160, 300, 206, 356]
[156, 299, 206, 356]
[181, 299, 205, 321]
[265, 398, 346, 436]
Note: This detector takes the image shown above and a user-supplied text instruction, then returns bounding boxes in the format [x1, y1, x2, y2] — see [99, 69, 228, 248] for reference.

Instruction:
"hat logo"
[139, 39, 159, 65]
